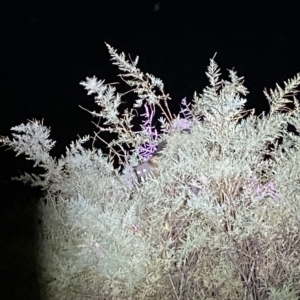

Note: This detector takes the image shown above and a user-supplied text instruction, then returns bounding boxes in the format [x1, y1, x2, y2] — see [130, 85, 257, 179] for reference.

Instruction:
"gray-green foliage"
[2, 44, 300, 299]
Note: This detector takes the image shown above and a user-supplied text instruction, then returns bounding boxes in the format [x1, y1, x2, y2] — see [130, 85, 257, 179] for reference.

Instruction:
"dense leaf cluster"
[2, 44, 300, 299]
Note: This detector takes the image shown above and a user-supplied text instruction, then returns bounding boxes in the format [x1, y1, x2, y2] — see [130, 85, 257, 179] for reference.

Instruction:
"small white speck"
[153, 3, 161, 12]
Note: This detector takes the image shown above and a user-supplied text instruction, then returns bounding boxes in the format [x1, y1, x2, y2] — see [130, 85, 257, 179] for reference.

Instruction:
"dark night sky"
[1, 0, 300, 182]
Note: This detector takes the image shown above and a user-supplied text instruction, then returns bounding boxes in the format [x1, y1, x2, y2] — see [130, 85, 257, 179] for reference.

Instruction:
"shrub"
[2, 44, 300, 299]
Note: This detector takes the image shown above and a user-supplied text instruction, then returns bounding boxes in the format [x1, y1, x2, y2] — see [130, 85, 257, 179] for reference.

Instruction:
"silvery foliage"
[2, 43, 300, 299]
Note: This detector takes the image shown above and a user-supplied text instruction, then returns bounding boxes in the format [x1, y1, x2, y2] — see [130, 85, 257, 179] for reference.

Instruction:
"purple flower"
[256, 181, 278, 200]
